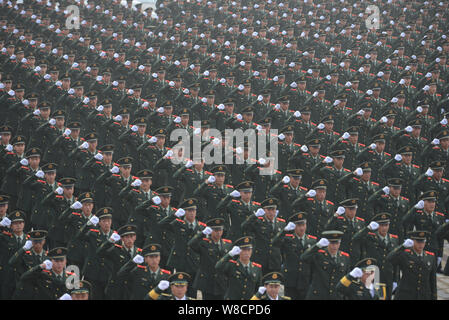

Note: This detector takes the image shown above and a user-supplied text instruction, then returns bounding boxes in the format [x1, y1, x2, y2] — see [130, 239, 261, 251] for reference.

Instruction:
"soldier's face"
[295, 222, 306, 236]
[70, 128, 80, 139]
[99, 217, 112, 233]
[375, 142, 385, 153]
[344, 206, 357, 219]
[88, 140, 97, 152]
[55, 117, 65, 128]
[243, 113, 253, 123]
[0, 203, 8, 216]
[239, 247, 252, 261]
[240, 191, 252, 202]
[378, 223, 389, 237]
[32, 239, 45, 253]
[433, 169, 443, 180]
[348, 134, 358, 144]
[214, 174, 225, 185]
[440, 138, 449, 149]
[51, 258, 66, 274]
[389, 186, 401, 197]
[414, 240, 426, 253]
[11, 221, 24, 234]
[45, 172, 56, 184]
[82, 202, 94, 216]
[40, 108, 51, 119]
[1, 133, 10, 144]
[160, 195, 171, 207]
[14, 143, 25, 155]
[171, 284, 187, 299]
[122, 234, 136, 249]
[327, 241, 340, 254]
[145, 254, 160, 268]
[264, 207, 276, 220]
[265, 283, 281, 299]
[333, 157, 344, 168]
[211, 228, 223, 241]
[63, 186, 74, 198]
[424, 200, 436, 213]
[184, 208, 196, 223]
[324, 122, 333, 132]
[28, 156, 40, 169]
[401, 154, 412, 165]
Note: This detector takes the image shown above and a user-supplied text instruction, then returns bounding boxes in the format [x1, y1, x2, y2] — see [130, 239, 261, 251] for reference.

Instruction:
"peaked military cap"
[321, 230, 344, 241]
[143, 244, 161, 256]
[79, 192, 94, 203]
[262, 272, 283, 284]
[169, 272, 191, 285]
[25, 147, 41, 158]
[96, 207, 113, 219]
[8, 210, 25, 223]
[118, 224, 137, 237]
[372, 213, 391, 224]
[419, 190, 437, 201]
[340, 198, 358, 207]
[155, 186, 173, 196]
[206, 218, 225, 229]
[236, 181, 254, 192]
[234, 236, 253, 248]
[179, 198, 198, 209]
[28, 230, 47, 240]
[48, 247, 67, 259]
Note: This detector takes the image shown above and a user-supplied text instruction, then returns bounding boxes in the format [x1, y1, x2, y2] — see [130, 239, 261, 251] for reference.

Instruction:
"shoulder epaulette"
[405, 249, 411, 252]
[401, 196, 409, 201]
[231, 199, 240, 203]
[300, 186, 308, 191]
[385, 152, 391, 156]
[390, 234, 398, 238]
[205, 171, 212, 175]
[355, 216, 365, 221]
[252, 262, 262, 268]
[198, 221, 206, 227]
[413, 164, 420, 168]
[71, 212, 81, 216]
[202, 237, 210, 242]
[253, 201, 261, 205]
[285, 234, 294, 237]
[368, 232, 376, 236]
[257, 217, 264, 220]
[340, 251, 349, 257]
[222, 238, 232, 243]
[425, 251, 435, 256]
[89, 229, 99, 233]
[137, 248, 142, 252]
[436, 212, 444, 216]
[176, 218, 185, 223]
[336, 216, 344, 220]
[161, 269, 171, 274]
[326, 200, 334, 205]
[114, 244, 123, 248]
[442, 178, 449, 183]
[353, 177, 360, 182]
[308, 235, 317, 239]
[229, 259, 238, 264]
[318, 249, 326, 253]
[2, 231, 11, 236]
[276, 217, 285, 222]
[137, 265, 146, 269]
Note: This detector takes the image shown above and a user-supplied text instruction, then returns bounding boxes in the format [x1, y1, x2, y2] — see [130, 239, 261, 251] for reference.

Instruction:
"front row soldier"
[146, 272, 196, 300]
[187, 218, 233, 300]
[215, 236, 262, 300]
[337, 257, 385, 300]
[387, 231, 437, 300]
[251, 272, 291, 300]
[300, 230, 351, 300]
[59, 280, 92, 300]
[352, 213, 399, 300]
[272, 212, 317, 300]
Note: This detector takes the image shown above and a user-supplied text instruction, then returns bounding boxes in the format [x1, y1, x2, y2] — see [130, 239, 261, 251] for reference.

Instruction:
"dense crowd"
[1, 0, 449, 300]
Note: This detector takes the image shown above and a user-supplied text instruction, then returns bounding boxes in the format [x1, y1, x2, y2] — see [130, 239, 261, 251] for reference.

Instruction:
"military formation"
[0, 0, 449, 300]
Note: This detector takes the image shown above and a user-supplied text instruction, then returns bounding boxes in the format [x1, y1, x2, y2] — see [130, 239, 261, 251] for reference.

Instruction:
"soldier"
[336, 258, 383, 300]
[330, 126, 364, 171]
[276, 125, 302, 173]
[116, 243, 171, 300]
[15, 247, 71, 300]
[63, 280, 92, 300]
[146, 272, 195, 300]
[402, 191, 445, 266]
[215, 236, 262, 300]
[187, 218, 232, 300]
[338, 162, 380, 221]
[241, 198, 286, 274]
[352, 213, 400, 300]
[244, 157, 282, 203]
[309, 115, 340, 156]
[158, 198, 205, 298]
[414, 161, 449, 214]
[387, 231, 437, 300]
[325, 199, 366, 266]
[272, 212, 317, 300]
[250, 272, 291, 300]
[289, 138, 325, 188]
[300, 230, 350, 300]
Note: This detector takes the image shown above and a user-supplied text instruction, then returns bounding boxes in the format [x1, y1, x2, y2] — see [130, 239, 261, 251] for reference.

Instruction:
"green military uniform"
[272, 212, 317, 300]
[146, 272, 196, 300]
[325, 199, 366, 266]
[300, 230, 351, 300]
[116, 243, 171, 300]
[352, 213, 400, 300]
[187, 218, 233, 300]
[215, 236, 263, 300]
[387, 231, 437, 300]
[241, 198, 286, 274]
[250, 272, 291, 300]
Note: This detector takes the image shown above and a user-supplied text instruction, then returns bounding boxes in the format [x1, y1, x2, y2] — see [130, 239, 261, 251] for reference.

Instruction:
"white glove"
[110, 233, 121, 242]
[403, 239, 413, 248]
[94, 153, 103, 161]
[158, 280, 170, 290]
[230, 190, 240, 198]
[229, 246, 241, 257]
[202, 227, 213, 235]
[301, 145, 308, 152]
[236, 147, 243, 154]
[324, 156, 333, 164]
[80, 142, 89, 149]
[114, 115, 123, 122]
[23, 240, 33, 250]
[212, 138, 221, 146]
[274, 104, 281, 110]
[0, 217, 11, 227]
[175, 208, 185, 218]
[354, 168, 363, 176]
[71, 201, 82, 209]
[157, 107, 164, 113]
[350, 267, 363, 278]
[63, 128, 71, 136]
[131, 125, 138, 132]
[284, 222, 296, 231]
[217, 104, 225, 110]
[415, 200, 425, 209]
[55, 187, 63, 195]
[185, 160, 194, 168]
[383, 186, 390, 195]
[294, 111, 301, 118]
[133, 254, 144, 264]
[43, 259, 53, 270]
[336, 206, 345, 215]
[432, 138, 440, 145]
[88, 216, 99, 226]
[164, 150, 173, 159]
[193, 128, 201, 135]
[342, 132, 350, 139]
[131, 179, 142, 187]
[174, 116, 181, 123]
[380, 116, 388, 123]
[96, 105, 104, 112]
[368, 221, 379, 231]
[437, 257, 442, 266]
[258, 286, 267, 295]
[259, 158, 266, 165]
[317, 238, 329, 248]
[236, 114, 243, 120]
[394, 154, 402, 161]
[305, 189, 316, 197]
[426, 168, 434, 177]
[370, 143, 376, 150]
[49, 118, 56, 126]
[278, 133, 285, 140]
[33, 109, 40, 116]
[35, 170, 45, 178]
[152, 196, 161, 205]
[392, 282, 398, 291]
[207, 176, 216, 184]
[5, 144, 13, 152]
[282, 176, 290, 184]
[110, 166, 120, 174]
[404, 126, 413, 133]
[317, 123, 325, 130]
[148, 136, 157, 143]
[255, 208, 265, 217]
[441, 118, 448, 125]
[20, 159, 29, 166]
[416, 106, 423, 113]
[59, 293, 72, 300]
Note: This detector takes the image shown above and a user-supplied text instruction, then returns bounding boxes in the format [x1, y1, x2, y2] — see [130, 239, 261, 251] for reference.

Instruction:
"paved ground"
[437, 241, 449, 300]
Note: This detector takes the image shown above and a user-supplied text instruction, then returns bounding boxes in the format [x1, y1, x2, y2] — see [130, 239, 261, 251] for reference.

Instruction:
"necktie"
[384, 238, 388, 246]
[245, 265, 250, 275]
[17, 237, 22, 247]
[152, 272, 157, 281]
